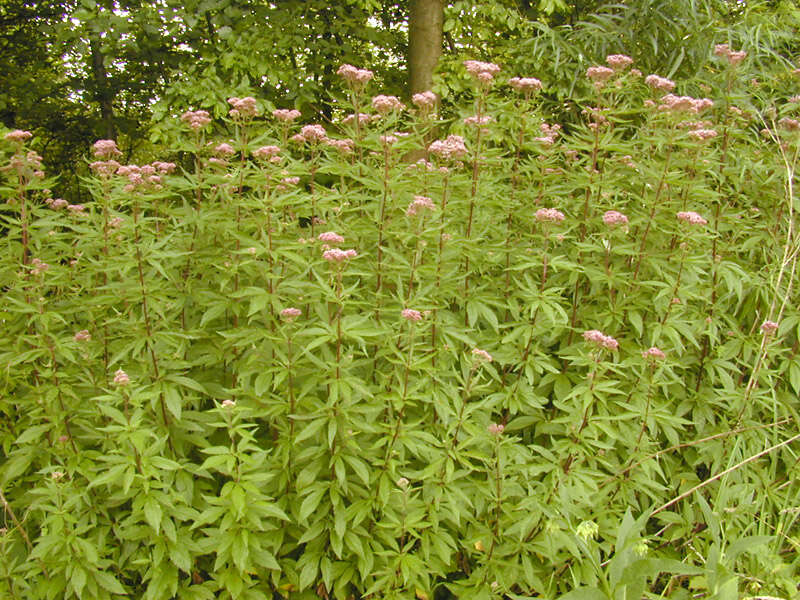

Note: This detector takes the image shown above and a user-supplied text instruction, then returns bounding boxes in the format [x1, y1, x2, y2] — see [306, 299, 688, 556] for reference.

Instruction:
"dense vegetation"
[2, 2, 800, 599]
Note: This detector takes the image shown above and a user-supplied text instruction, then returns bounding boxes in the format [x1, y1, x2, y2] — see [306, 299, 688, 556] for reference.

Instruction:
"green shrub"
[1, 50, 799, 599]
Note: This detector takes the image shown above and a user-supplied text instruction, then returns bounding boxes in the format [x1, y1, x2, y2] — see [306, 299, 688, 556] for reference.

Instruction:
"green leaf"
[144, 497, 163, 534]
[94, 570, 127, 595]
[556, 587, 608, 600]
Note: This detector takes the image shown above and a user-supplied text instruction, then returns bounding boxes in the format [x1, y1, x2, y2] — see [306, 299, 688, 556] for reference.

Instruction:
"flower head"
[577, 521, 599, 541]
[587, 66, 615, 84]
[411, 91, 437, 111]
[281, 307, 302, 321]
[428, 135, 467, 161]
[337, 64, 374, 86]
[606, 54, 634, 71]
[677, 211, 708, 226]
[227, 96, 258, 119]
[401, 308, 423, 322]
[508, 77, 542, 93]
[92, 139, 122, 159]
[583, 329, 619, 351]
[30, 257, 50, 275]
[463, 60, 501, 83]
[273, 108, 301, 122]
[300, 124, 327, 142]
[644, 74, 675, 92]
[214, 143, 236, 157]
[74, 330, 91, 342]
[642, 347, 666, 360]
[488, 423, 505, 436]
[318, 231, 345, 244]
[253, 145, 280, 160]
[688, 129, 718, 141]
[113, 369, 130, 386]
[535, 207, 565, 223]
[472, 348, 493, 363]
[534, 122, 561, 146]
[406, 195, 436, 217]
[180, 110, 211, 130]
[714, 44, 747, 66]
[372, 95, 405, 114]
[322, 248, 358, 263]
[602, 210, 629, 227]
[5, 129, 32, 143]
[761, 320, 779, 334]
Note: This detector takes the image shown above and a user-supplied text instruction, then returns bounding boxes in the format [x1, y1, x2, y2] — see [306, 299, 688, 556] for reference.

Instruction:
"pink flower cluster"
[508, 77, 542, 93]
[74, 330, 91, 342]
[428, 135, 468, 160]
[30, 257, 50, 275]
[677, 120, 713, 129]
[714, 44, 747, 66]
[534, 123, 561, 146]
[294, 124, 327, 143]
[113, 369, 130, 386]
[472, 348, 493, 363]
[181, 110, 212, 130]
[644, 74, 676, 92]
[273, 109, 301, 122]
[44, 198, 68, 210]
[657, 94, 713, 113]
[677, 211, 708, 225]
[318, 231, 345, 244]
[606, 54, 634, 71]
[4, 150, 44, 177]
[464, 115, 493, 128]
[412, 91, 437, 111]
[401, 309, 423, 322]
[587, 65, 615, 83]
[463, 60, 501, 83]
[89, 160, 121, 178]
[688, 129, 718, 141]
[642, 347, 666, 360]
[151, 161, 176, 174]
[322, 248, 357, 262]
[583, 330, 619, 351]
[342, 113, 375, 127]
[4, 129, 32, 143]
[380, 134, 398, 146]
[337, 64, 374, 86]
[779, 118, 800, 132]
[372, 95, 405, 114]
[760, 320, 779, 334]
[603, 210, 629, 227]
[535, 207, 565, 223]
[214, 143, 235, 157]
[92, 139, 122, 159]
[227, 96, 257, 119]
[253, 145, 281, 161]
[488, 423, 505, 436]
[325, 138, 354, 153]
[281, 307, 302, 321]
[406, 195, 436, 217]
[117, 163, 168, 192]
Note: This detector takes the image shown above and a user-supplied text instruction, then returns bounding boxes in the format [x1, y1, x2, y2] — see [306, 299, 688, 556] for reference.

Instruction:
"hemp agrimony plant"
[1, 48, 800, 599]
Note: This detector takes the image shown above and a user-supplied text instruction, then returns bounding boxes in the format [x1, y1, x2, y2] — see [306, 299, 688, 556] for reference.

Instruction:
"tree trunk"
[408, 0, 444, 95]
[89, 35, 115, 140]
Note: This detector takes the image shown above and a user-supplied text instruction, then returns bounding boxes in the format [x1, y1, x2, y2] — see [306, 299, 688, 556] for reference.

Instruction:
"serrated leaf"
[144, 497, 163, 534]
